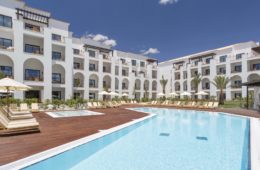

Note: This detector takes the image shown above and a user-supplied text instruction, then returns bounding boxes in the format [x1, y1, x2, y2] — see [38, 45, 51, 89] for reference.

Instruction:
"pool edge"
[250, 117, 260, 170]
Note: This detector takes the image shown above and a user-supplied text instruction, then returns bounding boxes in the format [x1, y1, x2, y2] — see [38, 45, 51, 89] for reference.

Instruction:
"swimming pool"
[46, 110, 104, 118]
[23, 108, 250, 170]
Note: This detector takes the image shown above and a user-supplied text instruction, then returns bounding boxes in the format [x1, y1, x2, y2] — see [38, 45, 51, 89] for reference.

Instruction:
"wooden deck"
[0, 105, 259, 165]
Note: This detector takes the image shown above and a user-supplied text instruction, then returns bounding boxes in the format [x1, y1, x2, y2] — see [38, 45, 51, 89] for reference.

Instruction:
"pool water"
[25, 108, 250, 170]
[46, 110, 104, 118]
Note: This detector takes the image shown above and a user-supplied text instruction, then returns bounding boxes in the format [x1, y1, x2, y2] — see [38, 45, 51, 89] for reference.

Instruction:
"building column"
[226, 56, 231, 100]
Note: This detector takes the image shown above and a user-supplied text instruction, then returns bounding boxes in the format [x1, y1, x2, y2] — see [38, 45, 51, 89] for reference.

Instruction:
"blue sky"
[24, 0, 260, 62]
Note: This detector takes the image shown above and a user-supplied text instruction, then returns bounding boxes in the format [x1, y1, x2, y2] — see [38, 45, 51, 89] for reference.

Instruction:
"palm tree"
[211, 75, 230, 105]
[160, 75, 168, 94]
[191, 73, 202, 93]
[0, 72, 4, 79]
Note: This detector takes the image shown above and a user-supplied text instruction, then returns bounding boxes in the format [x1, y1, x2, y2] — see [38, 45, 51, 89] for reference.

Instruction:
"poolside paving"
[0, 107, 147, 165]
[0, 105, 259, 165]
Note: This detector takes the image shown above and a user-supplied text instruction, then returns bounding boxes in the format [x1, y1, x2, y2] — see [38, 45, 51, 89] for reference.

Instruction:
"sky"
[24, 0, 260, 62]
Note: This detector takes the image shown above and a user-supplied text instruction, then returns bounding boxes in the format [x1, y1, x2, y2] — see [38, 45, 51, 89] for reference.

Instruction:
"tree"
[160, 75, 168, 94]
[0, 72, 4, 79]
[211, 76, 230, 105]
[191, 73, 202, 93]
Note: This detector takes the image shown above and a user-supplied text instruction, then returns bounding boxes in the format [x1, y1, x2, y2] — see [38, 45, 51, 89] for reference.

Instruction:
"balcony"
[24, 23, 43, 33]
[231, 85, 242, 89]
[24, 76, 43, 82]
[0, 38, 14, 52]
[24, 34, 44, 55]
[52, 34, 65, 44]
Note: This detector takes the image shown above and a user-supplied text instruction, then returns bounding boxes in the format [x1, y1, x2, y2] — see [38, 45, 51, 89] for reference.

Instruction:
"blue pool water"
[24, 108, 250, 170]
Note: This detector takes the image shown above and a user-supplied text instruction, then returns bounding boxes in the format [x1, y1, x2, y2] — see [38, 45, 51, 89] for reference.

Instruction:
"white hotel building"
[0, 0, 158, 101]
[158, 41, 260, 100]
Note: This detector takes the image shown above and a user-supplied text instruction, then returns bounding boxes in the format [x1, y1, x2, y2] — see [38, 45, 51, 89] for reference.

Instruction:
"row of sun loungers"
[151, 100, 219, 109]
[0, 104, 40, 136]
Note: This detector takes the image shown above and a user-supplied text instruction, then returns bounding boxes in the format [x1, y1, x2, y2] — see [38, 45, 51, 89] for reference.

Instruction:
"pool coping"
[0, 112, 156, 170]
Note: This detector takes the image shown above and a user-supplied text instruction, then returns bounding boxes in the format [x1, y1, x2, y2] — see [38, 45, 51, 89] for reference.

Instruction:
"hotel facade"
[0, 0, 158, 101]
[158, 41, 260, 100]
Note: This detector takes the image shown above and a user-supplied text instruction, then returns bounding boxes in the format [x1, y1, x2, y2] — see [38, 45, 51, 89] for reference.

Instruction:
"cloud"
[103, 39, 117, 47]
[83, 33, 117, 47]
[141, 48, 160, 55]
[159, 0, 178, 5]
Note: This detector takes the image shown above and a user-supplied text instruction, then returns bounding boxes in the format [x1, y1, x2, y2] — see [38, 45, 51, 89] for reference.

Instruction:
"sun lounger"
[186, 101, 196, 108]
[31, 103, 40, 113]
[0, 108, 40, 136]
[204, 102, 213, 109]
[198, 102, 209, 109]
[97, 102, 106, 108]
[87, 102, 96, 109]
[171, 101, 181, 107]
[92, 102, 102, 109]
[20, 103, 29, 112]
[208, 102, 219, 109]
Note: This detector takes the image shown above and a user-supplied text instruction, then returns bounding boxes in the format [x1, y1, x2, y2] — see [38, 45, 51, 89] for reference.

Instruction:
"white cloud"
[159, 0, 178, 5]
[141, 48, 160, 55]
[83, 33, 117, 47]
[103, 39, 117, 47]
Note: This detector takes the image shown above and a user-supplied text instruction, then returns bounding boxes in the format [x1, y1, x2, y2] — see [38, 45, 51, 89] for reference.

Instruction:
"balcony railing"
[231, 85, 241, 89]
[0, 45, 14, 51]
[25, 76, 43, 82]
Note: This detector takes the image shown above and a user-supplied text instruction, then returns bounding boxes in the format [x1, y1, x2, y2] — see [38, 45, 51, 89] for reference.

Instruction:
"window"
[122, 70, 127, 76]
[234, 65, 242, 72]
[25, 44, 42, 54]
[253, 64, 260, 70]
[89, 92, 95, 100]
[205, 82, 210, 89]
[52, 34, 61, 42]
[205, 58, 211, 64]
[52, 73, 61, 83]
[122, 82, 127, 89]
[219, 55, 227, 62]
[132, 60, 136, 66]
[236, 53, 243, 60]
[0, 38, 12, 49]
[0, 66, 12, 77]
[25, 69, 41, 81]
[73, 49, 80, 55]
[52, 91, 61, 100]
[234, 93, 241, 99]
[89, 79, 96, 88]
[73, 92, 81, 99]
[234, 80, 242, 85]
[52, 51, 62, 60]
[74, 62, 80, 69]
[121, 58, 126, 63]
[140, 61, 145, 67]
[205, 69, 210, 75]
[0, 14, 12, 28]
[89, 64, 96, 71]
[219, 67, 226, 74]
[88, 50, 96, 58]
[25, 23, 40, 32]
[194, 61, 199, 66]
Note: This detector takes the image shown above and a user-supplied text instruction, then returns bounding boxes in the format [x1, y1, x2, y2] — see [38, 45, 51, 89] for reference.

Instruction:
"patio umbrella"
[157, 93, 165, 96]
[195, 91, 208, 96]
[180, 92, 192, 96]
[98, 91, 109, 95]
[169, 92, 179, 96]
[0, 78, 31, 112]
[109, 92, 119, 96]
[122, 93, 128, 97]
